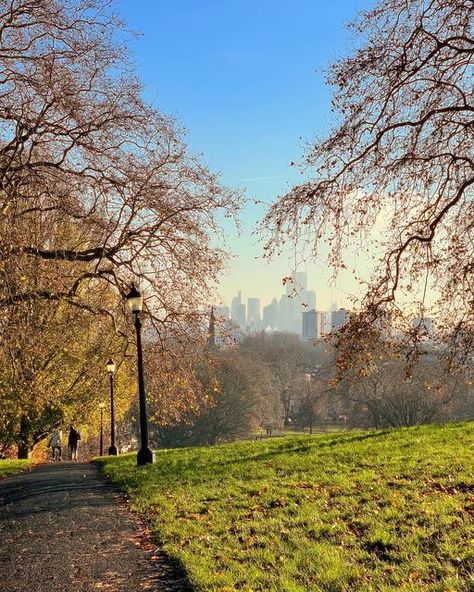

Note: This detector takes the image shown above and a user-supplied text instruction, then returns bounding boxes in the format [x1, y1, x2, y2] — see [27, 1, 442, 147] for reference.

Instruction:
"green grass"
[97, 423, 474, 592]
[0, 458, 32, 478]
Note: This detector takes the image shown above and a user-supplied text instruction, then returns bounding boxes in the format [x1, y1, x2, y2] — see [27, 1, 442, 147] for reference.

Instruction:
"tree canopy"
[0, 0, 239, 337]
[0, 0, 240, 456]
[263, 0, 473, 368]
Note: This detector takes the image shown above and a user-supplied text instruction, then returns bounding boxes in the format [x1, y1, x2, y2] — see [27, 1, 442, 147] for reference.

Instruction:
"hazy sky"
[117, 0, 372, 310]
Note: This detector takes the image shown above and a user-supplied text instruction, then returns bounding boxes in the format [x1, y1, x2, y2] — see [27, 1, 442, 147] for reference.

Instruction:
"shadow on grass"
[218, 430, 392, 467]
[142, 430, 393, 486]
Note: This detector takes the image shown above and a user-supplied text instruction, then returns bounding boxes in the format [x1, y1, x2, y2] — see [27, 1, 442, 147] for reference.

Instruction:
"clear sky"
[117, 0, 372, 310]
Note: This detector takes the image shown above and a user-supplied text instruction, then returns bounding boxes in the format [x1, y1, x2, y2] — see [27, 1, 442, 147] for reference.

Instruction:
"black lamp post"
[106, 358, 118, 456]
[126, 284, 153, 466]
[99, 402, 105, 456]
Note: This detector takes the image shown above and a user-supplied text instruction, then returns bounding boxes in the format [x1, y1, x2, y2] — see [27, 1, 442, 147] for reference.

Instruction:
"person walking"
[49, 430, 63, 461]
[68, 426, 81, 461]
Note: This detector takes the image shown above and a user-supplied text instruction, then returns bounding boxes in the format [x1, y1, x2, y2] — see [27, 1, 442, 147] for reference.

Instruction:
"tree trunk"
[17, 443, 31, 459]
[18, 415, 33, 459]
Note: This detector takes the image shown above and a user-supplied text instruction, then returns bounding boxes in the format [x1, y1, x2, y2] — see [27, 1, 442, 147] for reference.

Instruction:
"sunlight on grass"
[98, 423, 474, 592]
[0, 459, 32, 479]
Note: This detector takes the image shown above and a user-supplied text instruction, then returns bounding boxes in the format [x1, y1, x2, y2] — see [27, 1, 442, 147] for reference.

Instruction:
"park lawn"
[98, 423, 474, 592]
[0, 459, 32, 478]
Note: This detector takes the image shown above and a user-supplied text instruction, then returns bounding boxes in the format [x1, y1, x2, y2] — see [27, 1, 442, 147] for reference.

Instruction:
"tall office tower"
[304, 290, 316, 310]
[278, 294, 287, 330]
[302, 309, 317, 341]
[294, 271, 308, 292]
[302, 309, 327, 341]
[281, 292, 300, 334]
[231, 291, 246, 328]
[288, 297, 301, 335]
[231, 291, 241, 322]
[247, 298, 261, 327]
[331, 308, 350, 332]
[263, 298, 278, 330]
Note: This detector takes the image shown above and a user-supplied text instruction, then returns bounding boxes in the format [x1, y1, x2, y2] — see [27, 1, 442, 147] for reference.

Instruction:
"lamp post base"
[137, 447, 154, 466]
[108, 445, 118, 456]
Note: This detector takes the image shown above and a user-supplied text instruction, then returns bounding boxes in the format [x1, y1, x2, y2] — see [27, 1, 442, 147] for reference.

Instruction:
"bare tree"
[152, 351, 275, 447]
[262, 0, 473, 368]
[0, 0, 239, 342]
[333, 327, 468, 428]
[239, 332, 310, 425]
[295, 374, 329, 434]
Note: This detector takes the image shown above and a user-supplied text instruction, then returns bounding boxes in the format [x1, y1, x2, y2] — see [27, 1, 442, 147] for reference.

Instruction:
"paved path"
[0, 462, 191, 592]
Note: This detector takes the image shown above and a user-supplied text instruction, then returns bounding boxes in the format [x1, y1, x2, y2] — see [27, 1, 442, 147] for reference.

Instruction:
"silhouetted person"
[68, 426, 81, 461]
[49, 430, 63, 461]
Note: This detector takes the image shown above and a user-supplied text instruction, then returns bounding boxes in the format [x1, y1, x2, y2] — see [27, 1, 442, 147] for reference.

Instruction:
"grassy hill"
[97, 423, 474, 592]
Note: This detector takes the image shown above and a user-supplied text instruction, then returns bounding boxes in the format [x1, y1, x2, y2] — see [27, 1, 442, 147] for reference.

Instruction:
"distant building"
[320, 312, 330, 337]
[247, 298, 261, 327]
[263, 298, 278, 330]
[302, 309, 317, 341]
[302, 309, 327, 340]
[278, 293, 288, 331]
[286, 297, 301, 334]
[294, 271, 307, 292]
[331, 308, 350, 332]
[231, 291, 246, 328]
[303, 290, 316, 310]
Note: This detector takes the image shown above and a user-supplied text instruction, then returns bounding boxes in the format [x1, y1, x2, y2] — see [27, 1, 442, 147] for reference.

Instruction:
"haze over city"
[117, 0, 369, 309]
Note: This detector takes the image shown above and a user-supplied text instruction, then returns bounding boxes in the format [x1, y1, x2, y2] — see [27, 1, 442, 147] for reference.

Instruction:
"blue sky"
[117, 0, 372, 309]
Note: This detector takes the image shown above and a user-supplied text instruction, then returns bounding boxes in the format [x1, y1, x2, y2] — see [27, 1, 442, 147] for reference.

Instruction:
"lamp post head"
[98, 402, 105, 410]
[106, 358, 116, 374]
[126, 283, 143, 313]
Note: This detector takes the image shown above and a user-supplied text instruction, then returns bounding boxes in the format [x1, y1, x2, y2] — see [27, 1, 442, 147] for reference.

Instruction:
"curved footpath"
[0, 462, 191, 592]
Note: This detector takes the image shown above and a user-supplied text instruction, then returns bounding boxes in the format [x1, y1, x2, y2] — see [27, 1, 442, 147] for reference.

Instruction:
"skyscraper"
[215, 305, 230, 319]
[294, 271, 307, 292]
[231, 291, 246, 328]
[302, 309, 327, 340]
[263, 298, 278, 330]
[247, 298, 261, 327]
[302, 309, 317, 341]
[304, 290, 316, 310]
[278, 293, 288, 330]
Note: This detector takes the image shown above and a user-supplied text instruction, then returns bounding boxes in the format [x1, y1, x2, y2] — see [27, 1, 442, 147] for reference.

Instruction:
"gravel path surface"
[0, 462, 192, 592]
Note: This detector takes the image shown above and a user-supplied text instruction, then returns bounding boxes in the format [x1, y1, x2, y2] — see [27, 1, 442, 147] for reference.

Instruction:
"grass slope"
[0, 459, 32, 479]
[98, 423, 474, 592]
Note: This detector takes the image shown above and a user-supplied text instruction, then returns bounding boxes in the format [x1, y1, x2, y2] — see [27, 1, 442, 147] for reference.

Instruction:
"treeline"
[139, 330, 474, 449]
[0, 0, 237, 458]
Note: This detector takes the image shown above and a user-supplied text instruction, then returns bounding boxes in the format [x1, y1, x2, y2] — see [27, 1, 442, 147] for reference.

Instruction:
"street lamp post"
[106, 358, 118, 456]
[126, 284, 153, 466]
[98, 402, 105, 456]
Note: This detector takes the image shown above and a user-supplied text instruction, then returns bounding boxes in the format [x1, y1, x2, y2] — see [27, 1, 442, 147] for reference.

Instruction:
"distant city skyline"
[218, 272, 348, 317]
[222, 271, 350, 338]
[116, 0, 369, 316]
